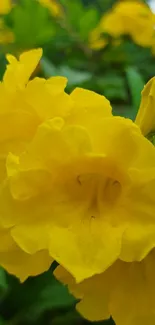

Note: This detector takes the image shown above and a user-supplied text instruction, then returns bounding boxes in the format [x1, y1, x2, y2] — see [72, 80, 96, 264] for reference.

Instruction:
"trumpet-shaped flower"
[0, 84, 155, 282]
[1, 48, 155, 282]
[55, 249, 155, 325]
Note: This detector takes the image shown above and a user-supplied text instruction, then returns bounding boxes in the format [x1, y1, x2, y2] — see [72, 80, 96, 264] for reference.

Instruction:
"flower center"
[77, 173, 122, 217]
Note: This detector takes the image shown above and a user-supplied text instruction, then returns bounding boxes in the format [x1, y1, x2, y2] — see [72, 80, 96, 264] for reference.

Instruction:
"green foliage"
[60, 0, 99, 41]
[0, 268, 8, 293]
[146, 131, 155, 145]
[4, 0, 56, 50]
[126, 66, 145, 115]
[96, 72, 127, 100]
[41, 56, 92, 88]
[0, 267, 115, 325]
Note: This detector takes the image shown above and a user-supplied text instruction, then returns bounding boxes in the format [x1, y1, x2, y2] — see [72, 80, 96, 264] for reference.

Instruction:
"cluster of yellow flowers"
[90, 0, 155, 50]
[0, 0, 14, 44]
[0, 48, 155, 325]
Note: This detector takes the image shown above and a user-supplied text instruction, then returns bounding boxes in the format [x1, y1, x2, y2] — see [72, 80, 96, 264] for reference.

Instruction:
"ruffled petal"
[54, 264, 111, 321]
[4, 49, 43, 91]
[24, 77, 72, 120]
[68, 88, 112, 128]
[55, 250, 155, 325]
[0, 228, 53, 281]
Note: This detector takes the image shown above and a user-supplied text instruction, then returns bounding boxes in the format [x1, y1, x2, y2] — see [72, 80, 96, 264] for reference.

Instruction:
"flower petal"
[110, 253, 155, 325]
[54, 264, 111, 321]
[87, 116, 142, 168]
[0, 228, 53, 281]
[48, 214, 124, 282]
[24, 77, 72, 120]
[68, 88, 112, 128]
[55, 250, 155, 325]
[4, 49, 43, 91]
[135, 77, 155, 136]
[120, 175, 155, 261]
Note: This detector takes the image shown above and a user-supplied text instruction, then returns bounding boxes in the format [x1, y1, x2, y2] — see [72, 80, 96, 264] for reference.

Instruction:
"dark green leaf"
[41, 57, 92, 86]
[0, 269, 8, 293]
[126, 66, 145, 113]
[79, 8, 99, 41]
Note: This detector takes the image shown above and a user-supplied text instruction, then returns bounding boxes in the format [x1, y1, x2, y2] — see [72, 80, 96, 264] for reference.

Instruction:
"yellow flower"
[0, 0, 12, 15]
[55, 249, 155, 325]
[1, 48, 155, 283]
[39, 0, 62, 17]
[90, 1, 155, 49]
[0, 48, 71, 278]
[0, 77, 155, 282]
[135, 77, 155, 137]
[89, 27, 108, 50]
[89, 11, 124, 50]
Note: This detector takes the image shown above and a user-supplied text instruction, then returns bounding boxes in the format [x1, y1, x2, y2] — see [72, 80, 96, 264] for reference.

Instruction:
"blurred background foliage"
[0, 0, 154, 324]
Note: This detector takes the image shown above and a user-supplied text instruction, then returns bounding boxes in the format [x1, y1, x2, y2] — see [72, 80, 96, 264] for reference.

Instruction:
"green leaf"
[96, 73, 128, 101]
[41, 57, 58, 77]
[41, 57, 92, 87]
[61, 0, 84, 32]
[59, 66, 92, 86]
[146, 131, 155, 145]
[0, 317, 6, 325]
[9, 0, 55, 49]
[0, 269, 76, 323]
[113, 105, 135, 120]
[79, 8, 99, 41]
[126, 66, 145, 113]
[26, 272, 76, 321]
[0, 268, 8, 292]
